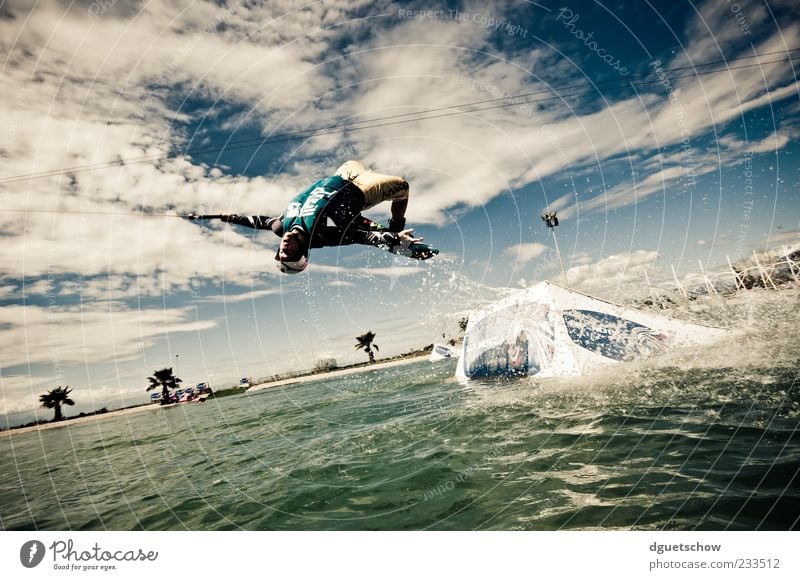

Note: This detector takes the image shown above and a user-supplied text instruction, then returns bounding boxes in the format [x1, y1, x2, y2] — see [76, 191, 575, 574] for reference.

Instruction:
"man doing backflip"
[188, 160, 437, 273]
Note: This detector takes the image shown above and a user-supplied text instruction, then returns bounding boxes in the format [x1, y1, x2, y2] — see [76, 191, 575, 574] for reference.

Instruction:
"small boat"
[430, 343, 459, 362]
[456, 281, 726, 380]
[194, 382, 213, 401]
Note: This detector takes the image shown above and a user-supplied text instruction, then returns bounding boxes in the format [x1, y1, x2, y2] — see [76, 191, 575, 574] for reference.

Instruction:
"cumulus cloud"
[504, 242, 549, 264]
[0, 285, 18, 299]
[202, 287, 284, 303]
[718, 128, 797, 154]
[0, 304, 216, 369]
[0, 373, 58, 415]
[561, 250, 660, 295]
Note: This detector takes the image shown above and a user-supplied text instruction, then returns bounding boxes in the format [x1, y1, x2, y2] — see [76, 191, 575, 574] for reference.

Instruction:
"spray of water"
[459, 283, 799, 423]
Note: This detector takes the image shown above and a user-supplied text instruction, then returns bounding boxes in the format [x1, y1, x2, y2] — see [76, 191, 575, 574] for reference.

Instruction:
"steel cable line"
[1, 49, 798, 188]
[0, 208, 185, 217]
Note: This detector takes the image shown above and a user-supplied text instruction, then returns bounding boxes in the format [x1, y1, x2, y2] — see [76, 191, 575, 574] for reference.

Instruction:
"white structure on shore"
[430, 343, 459, 362]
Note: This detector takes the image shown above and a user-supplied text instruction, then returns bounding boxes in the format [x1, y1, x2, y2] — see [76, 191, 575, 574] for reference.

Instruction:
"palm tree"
[146, 367, 182, 405]
[355, 331, 379, 364]
[39, 386, 75, 422]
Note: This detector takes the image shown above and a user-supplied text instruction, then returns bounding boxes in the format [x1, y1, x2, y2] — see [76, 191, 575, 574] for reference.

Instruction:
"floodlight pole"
[541, 212, 568, 286]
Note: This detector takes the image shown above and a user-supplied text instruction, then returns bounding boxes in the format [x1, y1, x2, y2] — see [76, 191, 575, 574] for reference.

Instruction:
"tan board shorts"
[335, 160, 409, 210]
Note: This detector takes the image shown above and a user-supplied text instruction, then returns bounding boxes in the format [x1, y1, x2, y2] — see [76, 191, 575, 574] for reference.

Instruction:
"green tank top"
[281, 176, 365, 248]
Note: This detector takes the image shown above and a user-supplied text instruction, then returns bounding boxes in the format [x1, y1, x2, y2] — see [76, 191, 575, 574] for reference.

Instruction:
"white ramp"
[456, 281, 726, 380]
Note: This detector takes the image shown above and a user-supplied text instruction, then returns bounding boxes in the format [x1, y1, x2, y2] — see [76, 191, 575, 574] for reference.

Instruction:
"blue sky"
[0, 0, 798, 425]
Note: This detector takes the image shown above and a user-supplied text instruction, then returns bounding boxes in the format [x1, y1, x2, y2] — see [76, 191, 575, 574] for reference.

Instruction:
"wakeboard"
[386, 240, 439, 260]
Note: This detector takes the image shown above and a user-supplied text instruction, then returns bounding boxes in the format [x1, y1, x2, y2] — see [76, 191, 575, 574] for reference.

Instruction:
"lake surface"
[1, 290, 798, 530]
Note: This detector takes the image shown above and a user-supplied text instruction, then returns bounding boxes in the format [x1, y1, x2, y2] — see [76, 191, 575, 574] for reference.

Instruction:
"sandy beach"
[0, 402, 164, 438]
[246, 354, 432, 393]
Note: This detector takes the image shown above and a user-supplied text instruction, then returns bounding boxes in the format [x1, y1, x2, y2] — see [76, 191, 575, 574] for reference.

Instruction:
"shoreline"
[0, 403, 164, 438]
[246, 353, 433, 393]
[1, 353, 438, 437]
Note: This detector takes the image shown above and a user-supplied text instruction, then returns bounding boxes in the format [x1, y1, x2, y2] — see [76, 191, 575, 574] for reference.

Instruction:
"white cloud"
[562, 250, 660, 295]
[0, 373, 56, 415]
[719, 128, 796, 154]
[570, 252, 594, 266]
[0, 285, 19, 299]
[202, 287, 284, 303]
[503, 242, 549, 265]
[675, 0, 770, 66]
[0, 304, 216, 369]
[560, 119, 798, 219]
[0, 0, 376, 298]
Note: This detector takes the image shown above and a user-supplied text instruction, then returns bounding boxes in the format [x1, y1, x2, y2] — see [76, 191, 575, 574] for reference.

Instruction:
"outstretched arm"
[222, 215, 282, 233]
[187, 214, 283, 235]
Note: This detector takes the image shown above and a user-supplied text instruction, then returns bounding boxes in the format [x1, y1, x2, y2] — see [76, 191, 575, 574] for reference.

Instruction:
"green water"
[1, 353, 798, 530]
